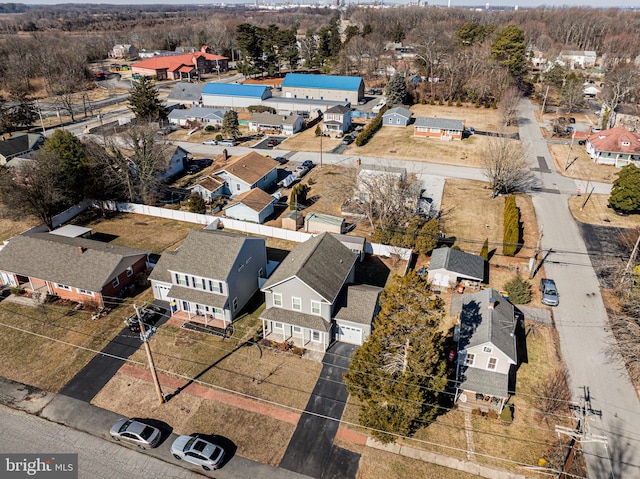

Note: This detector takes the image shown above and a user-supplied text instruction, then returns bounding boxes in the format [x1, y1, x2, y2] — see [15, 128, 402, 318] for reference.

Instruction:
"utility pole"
[319, 130, 323, 168]
[135, 305, 165, 404]
[35, 99, 46, 136]
[530, 227, 543, 279]
[541, 85, 550, 115]
[564, 131, 575, 170]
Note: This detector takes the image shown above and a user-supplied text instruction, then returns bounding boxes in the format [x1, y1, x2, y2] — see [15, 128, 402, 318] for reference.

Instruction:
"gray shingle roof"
[167, 285, 227, 308]
[458, 367, 509, 398]
[383, 107, 412, 119]
[305, 212, 344, 227]
[168, 107, 225, 122]
[429, 247, 485, 282]
[249, 112, 302, 126]
[414, 117, 464, 131]
[262, 232, 357, 303]
[260, 307, 332, 332]
[459, 288, 517, 363]
[325, 105, 352, 114]
[149, 229, 263, 283]
[0, 133, 43, 161]
[167, 82, 205, 102]
[0, 233, 147, 291]
[334, 284, 382, 325]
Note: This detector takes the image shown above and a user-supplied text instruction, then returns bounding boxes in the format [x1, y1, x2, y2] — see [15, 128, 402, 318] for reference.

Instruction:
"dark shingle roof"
[325, 105, 352, 114]
[167, 285, 227, 308]
[334, 284, 382, 325]
[429, 247, 485, 282]
[458, 367, 509, 398]
[262, 232, 357, 303]
[167, 82, 205, 102]
[459, 288, 517, 363]
[149, 229, 263, 283]
[415, 117, 464, 131]
[0, 233, 147, 291]
[260, 307, 332, 332]
[0, 133, 43, 161]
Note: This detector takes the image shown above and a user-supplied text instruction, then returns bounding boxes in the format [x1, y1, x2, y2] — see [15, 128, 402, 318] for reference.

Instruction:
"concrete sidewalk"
[0, 376, 313, 479]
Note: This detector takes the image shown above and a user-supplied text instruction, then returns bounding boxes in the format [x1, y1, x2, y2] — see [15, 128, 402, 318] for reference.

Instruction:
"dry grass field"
[0, 214, 40, 241]
[548, 143, 618, 183]
[569, 193, 640, 228]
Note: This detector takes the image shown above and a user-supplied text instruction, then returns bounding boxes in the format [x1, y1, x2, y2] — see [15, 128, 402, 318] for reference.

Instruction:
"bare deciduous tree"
[481, 134, 533, 197]
[500, 87, 521, 127]
[534, 368, 572, 422]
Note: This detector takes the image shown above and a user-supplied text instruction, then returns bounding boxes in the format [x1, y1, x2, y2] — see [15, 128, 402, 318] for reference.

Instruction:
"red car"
[267, 139, 279, 147]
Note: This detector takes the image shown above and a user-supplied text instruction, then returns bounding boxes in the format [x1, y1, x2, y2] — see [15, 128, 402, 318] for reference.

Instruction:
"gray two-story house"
[150, 229, 267, 327]
[260, 232, 381, 351]
[213, 151, 278, 197]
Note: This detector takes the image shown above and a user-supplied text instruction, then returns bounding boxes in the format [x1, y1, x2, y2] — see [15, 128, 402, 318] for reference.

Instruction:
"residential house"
[305, 212, 346, 234]
[526, 45, 547, 68]
[282, 73, 364, 104]
[586, 126, 640, 167]
[149, 229, 267, 326]
[611, 104, 640, 132]
[414, 117, 465, 140]
[455, 289, 519, 411]
[131, 48, 228, 81]
[167, 82, 206, 107]
[213, 151, 278, 197]
[223, 188, 275, 224]
[201, 83, 272, 109]
[158, 146, 189, 181]
[355, 163, 407, 202]
[168, 107, 225, 127]
[558, 50, 597, 69]
[248, 112, 304, 136]
[383, 107, 413, 127]
[0, 233, 148, 308]
[188, 175, 226, 202]
[0, 133, 44, 165]
[427, 247, 486, 289]
[261, 232, 380, 351]
[322, 105, 352, 137]
[583, 83, 601, 99]
[110, 44, 138, 59]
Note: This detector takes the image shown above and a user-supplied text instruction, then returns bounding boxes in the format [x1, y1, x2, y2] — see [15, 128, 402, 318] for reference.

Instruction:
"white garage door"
[154, 284, 171, 301]
[337, 325, 362, 345]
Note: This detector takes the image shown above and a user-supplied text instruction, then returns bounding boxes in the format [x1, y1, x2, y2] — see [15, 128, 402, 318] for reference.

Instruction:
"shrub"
[447, 98, 453, 106]
[247, 105, 276, 114]
[456, 97, 462, 107]
[215, 133, 223, 141]
[503, 274, 532, 304]
[188, 192, 207, 214]
[474, 100, 481, 108]
[500, 404, 514, 423]
[503, 195, 520, 256]
[430, 98, 435, 105]
[438, 97, 444, 106]
[480, 238, 489, 261]
[420, 97, 427, 105]
[10, 287, 24, 295]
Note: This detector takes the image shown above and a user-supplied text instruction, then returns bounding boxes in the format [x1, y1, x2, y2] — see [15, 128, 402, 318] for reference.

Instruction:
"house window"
[622, 141, 631, 146]
[236, 184, 240, 191]
[292, 297, 302, 311]
[126, 267, 134, 277]
[465, 353, 475, 366]
[175, 274, 188, 286]
[483, 346, 493, 353]
[311, 301, 321, 315]
[293, 326, 302, 334]
[487, 357, 498, 370]
[55, 283, 71, 291]
[208, 280, 223, 294]
[273, 293, 283, 307]
[232, 297, 238, 311]
[274, 322, 284, 330]
[77, 289, 94, 296]
[213, 307, 223, 318]
[112, 277, 120, 288]
[311, 331, 321, 342]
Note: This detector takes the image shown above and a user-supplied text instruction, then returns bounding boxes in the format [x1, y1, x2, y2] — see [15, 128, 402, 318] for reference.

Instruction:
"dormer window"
[622, 141, 631, 146]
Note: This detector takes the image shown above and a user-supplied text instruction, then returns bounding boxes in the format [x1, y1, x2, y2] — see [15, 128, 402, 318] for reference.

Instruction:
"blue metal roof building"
[201, 82, 272, 108]
[281, 73, 364, 104]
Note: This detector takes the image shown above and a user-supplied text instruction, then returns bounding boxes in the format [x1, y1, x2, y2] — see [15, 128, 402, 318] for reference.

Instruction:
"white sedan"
[202, 139, 217, 145]
[171, 435, 225, 471]
[110, 419, 161, 449]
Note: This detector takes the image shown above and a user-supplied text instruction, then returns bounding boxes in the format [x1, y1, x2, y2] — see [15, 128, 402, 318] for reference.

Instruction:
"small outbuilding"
[427, 247, 486, 289]
[223, 188, 275, 224]
[281, 210, 304, 231]
[304, 212, 346, 234]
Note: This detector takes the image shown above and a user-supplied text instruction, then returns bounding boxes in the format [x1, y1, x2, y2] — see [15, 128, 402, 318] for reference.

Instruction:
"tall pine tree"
[128, 77, 166, 121]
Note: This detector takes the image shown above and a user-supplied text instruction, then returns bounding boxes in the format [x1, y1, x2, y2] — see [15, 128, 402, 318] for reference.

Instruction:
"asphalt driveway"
[279, 342, 360, 479]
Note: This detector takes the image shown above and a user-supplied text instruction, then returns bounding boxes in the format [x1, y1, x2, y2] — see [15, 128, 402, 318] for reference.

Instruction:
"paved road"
[0, 403, 199, 479]
[280, 342, 359, 479]
[518, 98, 640, 479]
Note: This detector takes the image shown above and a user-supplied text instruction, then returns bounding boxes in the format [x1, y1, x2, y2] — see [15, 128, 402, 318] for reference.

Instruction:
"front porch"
[263, 329, 326, 352]
[170, 310, 229, 330]
[456, 389, 506, 413]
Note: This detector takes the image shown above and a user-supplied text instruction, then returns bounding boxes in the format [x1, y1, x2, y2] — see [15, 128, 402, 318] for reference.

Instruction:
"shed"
[427, 247, 486, 288]
[282, 210, 304, 231]
[305, 212, 346, 234]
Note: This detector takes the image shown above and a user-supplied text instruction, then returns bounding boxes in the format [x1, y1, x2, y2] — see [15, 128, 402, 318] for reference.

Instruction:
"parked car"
[218, 139, 237, 146]
[110, 419, 161, 449]
[539, 278, 559, 306]
[274, 156, 288, 165]
[302, 160, 314, 169]
[569, 117, 576, 124]
[267, 139, 279, 147]
[578, 139, 586, 146]
[171, 435, 225, 471]
[341, 135, 353, 145]
[202, 139, 217, 145]
[295, 165, 309, 178]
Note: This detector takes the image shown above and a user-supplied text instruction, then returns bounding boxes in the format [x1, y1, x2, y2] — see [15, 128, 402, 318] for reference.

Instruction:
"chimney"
[78, 246, 86, 254]
[488, 297, 496, 310]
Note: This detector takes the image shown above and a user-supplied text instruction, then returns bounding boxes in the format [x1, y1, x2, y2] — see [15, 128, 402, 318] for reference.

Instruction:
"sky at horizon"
[9, 0, 640, 8]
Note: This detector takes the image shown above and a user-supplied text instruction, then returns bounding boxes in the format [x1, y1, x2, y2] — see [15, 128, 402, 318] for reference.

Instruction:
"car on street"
[302, 160, 314, 169]
[171, 435, 225, 471]
[218, 139, 237, 146]
[274, 156, 288, 165]
[202, 139, 217, 145]
[569, 117, 576, 123]
[539, 278, 559, 306]
[267, 138, 279, 147]
[110, 419, 161, 449]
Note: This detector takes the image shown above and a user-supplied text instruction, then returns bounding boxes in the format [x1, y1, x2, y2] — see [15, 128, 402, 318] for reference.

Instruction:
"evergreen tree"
[609, 164, 640, 214]
[344, 271, 447, 443]
[385, 72, 408, 106]
[480, 238, 489, 261]
[491, 25, 527, 78]
[222, 110, 240, 139]
[42, 129, 87, 203]
[128, 77, 166, 121]
[188, 192, 206, 214]
[503, 195, 520, 256]
[503, 274, 532, 304]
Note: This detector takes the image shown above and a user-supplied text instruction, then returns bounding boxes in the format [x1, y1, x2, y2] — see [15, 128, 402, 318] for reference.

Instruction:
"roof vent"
[78, 246, 86, 254]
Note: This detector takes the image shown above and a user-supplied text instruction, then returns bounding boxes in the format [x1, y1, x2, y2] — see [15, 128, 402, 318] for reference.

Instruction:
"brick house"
[414, 117, 464, 140]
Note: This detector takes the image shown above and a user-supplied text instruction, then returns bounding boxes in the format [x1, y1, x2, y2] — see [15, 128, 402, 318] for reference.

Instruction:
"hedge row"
[503, 195, 520, 256]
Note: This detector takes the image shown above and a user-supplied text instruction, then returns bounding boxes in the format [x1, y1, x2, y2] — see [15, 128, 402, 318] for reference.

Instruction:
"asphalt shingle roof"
[202, 82, 269, 98]
[260, 307, 332, 332]
[458, 367, 509, 398]
[325, 105, 352, 114]
[167, 285, 227, 308]
[0, 133, 43, 161]
[168, 107, 224, 121]
[429, 247, 485, 282]
[214, 151, 278, 185]
[262, 232, 357, 303]
[383, 107, 413, 119]
[305, 212, 345, 227]
[0, 233, 147, 291]
[415, 117, 464, 131]
[458, 288, 517, 363]
[334, 284, 382, 325]
[588, 126, 640, 155]
[224, 188, 274, 213]
[282, 73, 363, 91]
[249, 112, 302, 126]
[149, 229, 263, 283]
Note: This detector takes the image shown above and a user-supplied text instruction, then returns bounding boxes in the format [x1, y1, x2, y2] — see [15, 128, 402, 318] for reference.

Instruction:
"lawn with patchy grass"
[569, 194, 640, 227]
[0, 214, 40, 242]
[548, 143, 617, 183]
[0, 301, 128, 392]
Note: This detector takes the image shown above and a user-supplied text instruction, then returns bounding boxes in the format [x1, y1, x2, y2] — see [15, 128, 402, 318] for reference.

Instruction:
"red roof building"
[131, 46, 228, 81]
[586, 125, 640, 167]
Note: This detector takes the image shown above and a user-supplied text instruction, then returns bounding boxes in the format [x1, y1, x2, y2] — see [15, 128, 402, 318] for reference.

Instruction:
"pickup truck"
[539, 278, 559, 306]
